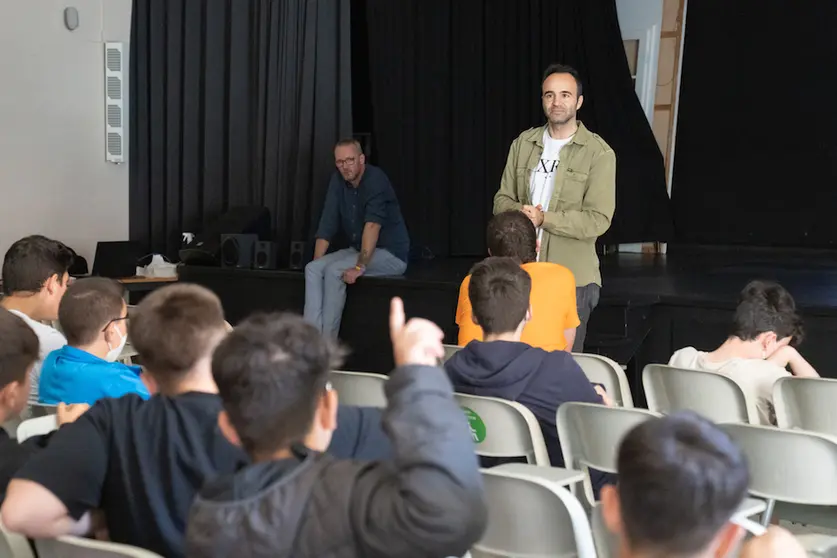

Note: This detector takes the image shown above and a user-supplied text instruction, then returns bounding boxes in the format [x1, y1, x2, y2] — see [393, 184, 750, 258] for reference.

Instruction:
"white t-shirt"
[8, 309, 67, 403]
[669, 347, 790, 425]
[529, 129, 573, 259]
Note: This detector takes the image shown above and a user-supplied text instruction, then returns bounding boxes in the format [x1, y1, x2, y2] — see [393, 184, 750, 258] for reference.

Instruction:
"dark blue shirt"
[315, 165, 410, 263]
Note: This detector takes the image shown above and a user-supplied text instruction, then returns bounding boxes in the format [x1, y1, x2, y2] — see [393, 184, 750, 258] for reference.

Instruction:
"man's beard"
[548, 110, 574, 126]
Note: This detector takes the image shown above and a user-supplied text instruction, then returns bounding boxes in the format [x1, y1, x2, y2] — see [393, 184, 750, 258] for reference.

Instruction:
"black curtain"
[360, 0, 672, 258]
[672, 0, 837, 248]
[130, 0, 352, 260]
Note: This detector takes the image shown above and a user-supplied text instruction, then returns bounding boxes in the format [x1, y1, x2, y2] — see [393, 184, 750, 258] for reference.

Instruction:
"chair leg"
[760, 499, 776, 527]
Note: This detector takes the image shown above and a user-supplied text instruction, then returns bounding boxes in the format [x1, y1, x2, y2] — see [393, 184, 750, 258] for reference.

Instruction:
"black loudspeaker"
[180, 206, 271, 266]
[289, 241, 305, 270]
[220, 234, 257, 268]
[254, 241, 277, 270]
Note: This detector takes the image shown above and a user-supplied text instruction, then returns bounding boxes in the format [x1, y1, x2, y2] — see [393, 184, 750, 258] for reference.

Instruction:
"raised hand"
[389, 297, 444, 367]
[56, 402, 90, 426]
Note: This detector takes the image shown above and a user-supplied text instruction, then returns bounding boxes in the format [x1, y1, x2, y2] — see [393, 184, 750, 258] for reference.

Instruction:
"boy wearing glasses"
[38, 277, 149, 405]
[304, 138, 410, 339]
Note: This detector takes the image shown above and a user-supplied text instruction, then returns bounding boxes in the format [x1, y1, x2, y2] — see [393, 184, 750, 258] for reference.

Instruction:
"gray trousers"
[304, 247, 407, 338]
[573, 283, 601, 353]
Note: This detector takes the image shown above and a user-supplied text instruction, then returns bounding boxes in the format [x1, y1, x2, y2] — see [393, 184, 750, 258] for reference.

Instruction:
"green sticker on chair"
[462, 407, 486, 443]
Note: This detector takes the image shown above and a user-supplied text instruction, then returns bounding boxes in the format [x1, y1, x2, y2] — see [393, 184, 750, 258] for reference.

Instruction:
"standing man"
[494, 63, 616, 352]
[305, 139, 410, 338]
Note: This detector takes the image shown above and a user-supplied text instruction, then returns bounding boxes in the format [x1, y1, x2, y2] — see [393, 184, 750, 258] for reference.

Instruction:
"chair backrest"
[0, 521, 35, 558]
[774, 376, 837, 435]
[720, 422, 837, 506]
[591, 503, 620, 558]
[643, 364, 759, 424]
[572, 353, 634, 407]
[442, 344, 462, 363]
[36, 536, 164, 558]
[454, 393, 550, 465]
[17, 414, 58, 442]
[557, 402, 659, 505]
[472, 465, 597, 558]
[29, 403, 58, 417]
[330, 371, 388, 408]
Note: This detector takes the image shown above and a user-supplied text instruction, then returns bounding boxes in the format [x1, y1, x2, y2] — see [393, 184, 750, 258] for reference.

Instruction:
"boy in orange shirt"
[456, 210, 579, 351]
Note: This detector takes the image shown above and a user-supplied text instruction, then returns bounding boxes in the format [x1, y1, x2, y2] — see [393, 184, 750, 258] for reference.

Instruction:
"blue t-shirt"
[315, 165, 410, 263]
[39, 346, 150, 405]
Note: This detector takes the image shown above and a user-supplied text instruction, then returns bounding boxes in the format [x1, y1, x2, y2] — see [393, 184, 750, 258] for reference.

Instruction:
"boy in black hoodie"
[445, 257, 613, 491]
[186, 298, 486, 558]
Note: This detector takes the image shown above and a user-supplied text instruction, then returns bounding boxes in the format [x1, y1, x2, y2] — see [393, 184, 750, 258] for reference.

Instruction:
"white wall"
[0, 0, 132, 270]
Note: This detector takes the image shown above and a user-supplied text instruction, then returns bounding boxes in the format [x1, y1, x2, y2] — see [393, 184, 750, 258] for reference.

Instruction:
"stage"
[179, 245, 837, 406]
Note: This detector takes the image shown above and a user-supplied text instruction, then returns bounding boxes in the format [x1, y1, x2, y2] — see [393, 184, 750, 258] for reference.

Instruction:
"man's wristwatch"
[354, 264, 366, 272]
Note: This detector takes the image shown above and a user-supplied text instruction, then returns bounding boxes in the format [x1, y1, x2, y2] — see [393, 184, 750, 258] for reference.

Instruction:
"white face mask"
[105, 328, 128, 363]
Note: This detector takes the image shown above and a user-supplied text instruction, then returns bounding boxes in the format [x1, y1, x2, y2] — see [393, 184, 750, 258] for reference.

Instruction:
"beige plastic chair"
[454, 393, 551, 465]
[557, 402, 659, 506]
[36, 536, 164, 557]
[16, 414, 58, 442]
[472, 464, 597, 558]
[0, 521, 34, 558]
[330, 371, 388, 408]
[774, 376, 837, 435]
[572, 353, 634, 407]
[720, 422, 837, 527]
[643, 364, 759, 424]
[442, 344, 462, 363]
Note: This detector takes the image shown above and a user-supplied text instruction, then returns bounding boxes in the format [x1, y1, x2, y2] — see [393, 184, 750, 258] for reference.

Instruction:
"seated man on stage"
[305, 138, 410, 339]
[457, 210, 579, 352]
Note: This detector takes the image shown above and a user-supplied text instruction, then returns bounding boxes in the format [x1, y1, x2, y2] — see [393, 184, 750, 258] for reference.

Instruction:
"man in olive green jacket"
[494, 63, 615, 351]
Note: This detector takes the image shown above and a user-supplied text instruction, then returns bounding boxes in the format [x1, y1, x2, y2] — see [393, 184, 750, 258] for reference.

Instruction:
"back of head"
[2, 235, 74, 295]
[732, 280, 803, 344]
[59, 277, 125, 346]
[128, 284, 226, 385]
[0, 307, 39, 389]
[469, 257, 531, 336]
[486, 211, 537, 263]
[211, 313, 343, 457]
[615, 412, 749, 556]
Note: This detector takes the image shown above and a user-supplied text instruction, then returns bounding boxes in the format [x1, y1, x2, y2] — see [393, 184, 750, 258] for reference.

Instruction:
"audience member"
[669, 280, 818, 424]
[39, 277, 149, 405]
[0, 308, 88, 501]
[1, 235, 73, 403]
[446, 257, 612, 492]
[186, 298, 487, 558]
[2, 284, 394, 556]
[739, 526, 807, 558]
[601, 412, 750, 558]
[2, 284, 247, 556]
[457, 210, 579, 351]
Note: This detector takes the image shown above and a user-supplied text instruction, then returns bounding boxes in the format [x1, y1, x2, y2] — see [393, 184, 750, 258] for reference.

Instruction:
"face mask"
[105, 328, 128, 363]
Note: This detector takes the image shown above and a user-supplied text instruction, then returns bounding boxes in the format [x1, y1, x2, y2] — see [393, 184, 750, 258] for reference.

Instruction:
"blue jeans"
[304, 248, 407, 338]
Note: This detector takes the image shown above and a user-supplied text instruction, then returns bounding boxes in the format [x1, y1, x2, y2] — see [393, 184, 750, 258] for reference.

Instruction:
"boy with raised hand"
[187, 297, 487, 558]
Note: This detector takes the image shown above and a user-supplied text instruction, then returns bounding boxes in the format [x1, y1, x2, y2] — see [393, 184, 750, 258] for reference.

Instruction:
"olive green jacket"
[493, 122, 616, 286]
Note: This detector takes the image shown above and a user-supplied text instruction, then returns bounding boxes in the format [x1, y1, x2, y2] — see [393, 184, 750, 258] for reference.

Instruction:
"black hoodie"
[445, 340, 604, 469]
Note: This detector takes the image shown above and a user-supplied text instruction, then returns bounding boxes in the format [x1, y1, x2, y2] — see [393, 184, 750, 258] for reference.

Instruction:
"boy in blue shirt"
[39, 277, 149, 405]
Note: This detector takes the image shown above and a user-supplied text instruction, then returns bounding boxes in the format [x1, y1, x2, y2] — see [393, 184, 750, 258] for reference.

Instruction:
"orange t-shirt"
[455, 262, 580, 352]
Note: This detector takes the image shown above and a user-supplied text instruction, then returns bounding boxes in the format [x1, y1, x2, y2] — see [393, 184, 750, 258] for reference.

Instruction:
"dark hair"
[334, 138, 363, 154]
[486, 211, 538, 264]
[469, 257, 531, 336]
[0, 307, 39, 388]
[58, 277, 126, 346]
[211, 313, 344, 456]
[617, 412, 749, 555]
[542, 63, 583, 97]
[732, 280, 803, 345]
[2, 235, 74, 295]
[128, 284, 227, 384]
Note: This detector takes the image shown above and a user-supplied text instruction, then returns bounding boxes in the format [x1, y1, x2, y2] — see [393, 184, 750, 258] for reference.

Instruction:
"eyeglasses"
[102, 315, 129, 332]
[335, 157, 356, 167]
[731, 515, 766, 537]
